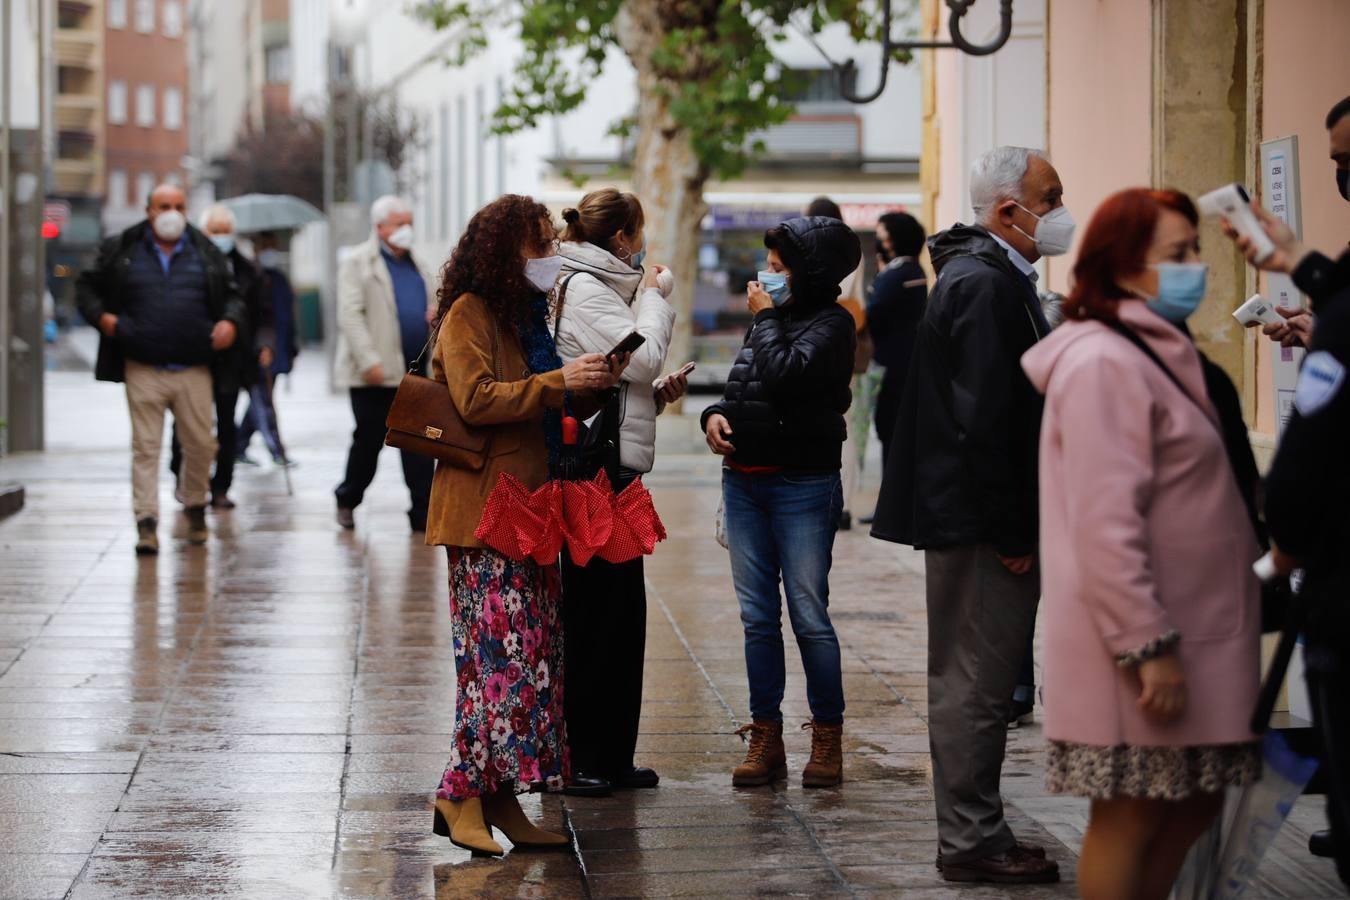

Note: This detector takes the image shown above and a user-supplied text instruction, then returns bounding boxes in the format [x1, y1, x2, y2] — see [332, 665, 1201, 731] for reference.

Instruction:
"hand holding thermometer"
[1197, 184, 1276, 265]
[1233, 293, 1285, 328]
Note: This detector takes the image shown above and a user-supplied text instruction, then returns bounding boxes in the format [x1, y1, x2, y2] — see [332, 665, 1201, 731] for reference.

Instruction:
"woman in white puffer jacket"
[552, 188, 690, 798]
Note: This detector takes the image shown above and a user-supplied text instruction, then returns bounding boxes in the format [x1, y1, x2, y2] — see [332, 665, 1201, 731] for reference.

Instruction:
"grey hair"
[970, 146, 1047, 223]
[198, 204, 235, 232]
[370, 194, 412, 227]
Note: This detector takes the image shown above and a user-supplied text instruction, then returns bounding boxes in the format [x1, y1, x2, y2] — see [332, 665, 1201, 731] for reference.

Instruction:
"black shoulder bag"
[1101, 318, 1290, 635]
[553, 273, 623, 485]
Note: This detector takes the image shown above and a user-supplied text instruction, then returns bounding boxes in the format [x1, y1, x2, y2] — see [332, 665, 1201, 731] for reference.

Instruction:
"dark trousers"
[1309, 667, 1350, 887]
[170, 386, 238, 498]
[561, 551, 647, 779]
[334, 387, 433, 527]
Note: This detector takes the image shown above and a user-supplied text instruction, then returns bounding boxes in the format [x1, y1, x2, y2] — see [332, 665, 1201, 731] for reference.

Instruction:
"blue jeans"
[723, 468, 845, 724]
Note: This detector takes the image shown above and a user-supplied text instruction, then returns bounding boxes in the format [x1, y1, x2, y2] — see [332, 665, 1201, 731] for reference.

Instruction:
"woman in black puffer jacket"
[700, 216, 860, 790]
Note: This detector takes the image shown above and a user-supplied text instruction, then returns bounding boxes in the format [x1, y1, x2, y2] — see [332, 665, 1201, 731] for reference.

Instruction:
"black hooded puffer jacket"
[701, 216, 861, 471]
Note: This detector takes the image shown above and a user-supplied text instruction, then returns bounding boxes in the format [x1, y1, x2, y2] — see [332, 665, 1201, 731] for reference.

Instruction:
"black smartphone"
[606, 331, 646, 361]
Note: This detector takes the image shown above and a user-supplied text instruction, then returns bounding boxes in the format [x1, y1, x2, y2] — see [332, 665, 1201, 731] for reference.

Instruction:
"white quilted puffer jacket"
[552, 241, 677, 473]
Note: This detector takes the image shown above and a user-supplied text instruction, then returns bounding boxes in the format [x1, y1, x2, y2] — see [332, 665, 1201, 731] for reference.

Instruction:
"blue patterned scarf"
[518, 292, 565, 471]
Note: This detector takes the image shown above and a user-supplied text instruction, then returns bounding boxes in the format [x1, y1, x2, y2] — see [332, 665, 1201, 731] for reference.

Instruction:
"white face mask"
[153, 210, 187, 242]
[1012, 203, 1075, 257]
[386, 224, 414, 251]
[524, 255, 564, 293]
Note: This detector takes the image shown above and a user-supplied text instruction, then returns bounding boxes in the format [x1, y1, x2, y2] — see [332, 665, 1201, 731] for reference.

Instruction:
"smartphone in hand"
[607, 332, 646, 362]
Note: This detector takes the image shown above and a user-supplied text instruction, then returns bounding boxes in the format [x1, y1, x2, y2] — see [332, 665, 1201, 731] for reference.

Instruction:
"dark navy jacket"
[76, 221, 247, 389]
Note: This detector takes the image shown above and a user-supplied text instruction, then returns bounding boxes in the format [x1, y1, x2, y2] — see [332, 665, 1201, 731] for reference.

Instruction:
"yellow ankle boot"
[431, 797, 504, 857]
[482, 790, 569, 850]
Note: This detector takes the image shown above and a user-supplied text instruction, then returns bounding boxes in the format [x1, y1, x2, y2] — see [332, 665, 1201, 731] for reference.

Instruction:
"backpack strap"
[551, 272, 580, 343]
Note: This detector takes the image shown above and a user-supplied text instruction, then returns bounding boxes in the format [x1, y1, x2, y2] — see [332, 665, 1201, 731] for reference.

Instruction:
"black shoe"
[337, 506, 355, 530]
[563, 774, 613, 797]
[1007, 699, 1034, 728]
[612, 767, 660, 789]
[1310, 829, 1335, 858]
[210, 494, 236, 510]
[236, 453, 260, 467]
[838, 511, 853, 531]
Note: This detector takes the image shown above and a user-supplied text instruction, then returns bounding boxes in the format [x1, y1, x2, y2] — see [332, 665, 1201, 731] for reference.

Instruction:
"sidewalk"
[0, 351, 1341, 898]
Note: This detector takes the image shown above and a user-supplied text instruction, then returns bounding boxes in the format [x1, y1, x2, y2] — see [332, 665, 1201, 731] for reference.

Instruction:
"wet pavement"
[1, 341, 1344, 898]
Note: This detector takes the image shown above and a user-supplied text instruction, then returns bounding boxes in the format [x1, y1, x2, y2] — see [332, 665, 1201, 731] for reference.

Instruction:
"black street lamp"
[837, 0, 1014, 104]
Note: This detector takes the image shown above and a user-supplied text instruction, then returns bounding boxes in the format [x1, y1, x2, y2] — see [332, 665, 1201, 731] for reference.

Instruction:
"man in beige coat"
[333, 195, 437, 531]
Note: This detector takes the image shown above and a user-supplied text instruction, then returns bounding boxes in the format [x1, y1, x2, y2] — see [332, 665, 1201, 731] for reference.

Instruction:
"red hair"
[1063, 188, 1199, 322]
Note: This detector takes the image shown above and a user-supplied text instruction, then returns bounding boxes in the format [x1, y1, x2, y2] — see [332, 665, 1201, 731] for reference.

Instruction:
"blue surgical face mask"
[1143, 262, 1208, 323]
[257, 249, 281, 269]
[210, 234, 235, 255]
[630, 246, 647, 270]
[757, 270, 790, 307]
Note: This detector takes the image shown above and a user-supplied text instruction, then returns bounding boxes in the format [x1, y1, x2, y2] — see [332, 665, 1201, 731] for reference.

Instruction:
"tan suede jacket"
[424, 292, 571, 549]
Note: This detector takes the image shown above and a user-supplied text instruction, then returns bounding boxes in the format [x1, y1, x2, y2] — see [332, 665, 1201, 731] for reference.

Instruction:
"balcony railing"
[54, 29, 99, 68]
[53, 158, 100, 196]
[55, 93, 98, 130]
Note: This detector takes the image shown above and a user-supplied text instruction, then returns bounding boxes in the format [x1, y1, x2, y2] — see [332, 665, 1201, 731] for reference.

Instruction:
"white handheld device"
[1197, 183, 1276, 264]
[1233, 293, 1284, 327]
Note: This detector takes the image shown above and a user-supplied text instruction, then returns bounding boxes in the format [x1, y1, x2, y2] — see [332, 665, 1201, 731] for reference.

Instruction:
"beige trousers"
[125, 361, 216, 521]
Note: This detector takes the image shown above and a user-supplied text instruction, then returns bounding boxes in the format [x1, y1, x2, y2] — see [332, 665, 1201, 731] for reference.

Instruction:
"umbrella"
[219, 193, 324, 234]
[475, 474, 546, 561]
[596, 476, 666, 563]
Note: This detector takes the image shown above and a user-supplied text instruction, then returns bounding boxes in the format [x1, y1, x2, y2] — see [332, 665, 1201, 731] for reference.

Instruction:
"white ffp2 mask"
[386, 224, 414, 251]
[524, 255, 564, 293]
[1014, 204, 1075, 257]
[153, 210, 187, 242]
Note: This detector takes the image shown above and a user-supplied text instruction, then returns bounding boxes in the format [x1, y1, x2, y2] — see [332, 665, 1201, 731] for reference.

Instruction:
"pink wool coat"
[1021, 300, 1260, 749]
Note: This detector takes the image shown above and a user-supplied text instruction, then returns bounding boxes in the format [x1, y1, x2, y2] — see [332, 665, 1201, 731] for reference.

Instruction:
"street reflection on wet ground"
[1, 365, 1342, 898]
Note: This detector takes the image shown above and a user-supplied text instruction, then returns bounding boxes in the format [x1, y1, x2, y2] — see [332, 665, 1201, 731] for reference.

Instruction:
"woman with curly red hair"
[424, 195, 624, 857]
[1021, 189, 1261, 898]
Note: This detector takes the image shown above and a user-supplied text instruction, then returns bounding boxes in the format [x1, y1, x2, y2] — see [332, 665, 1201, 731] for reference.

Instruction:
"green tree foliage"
[412, 0, 901, 181]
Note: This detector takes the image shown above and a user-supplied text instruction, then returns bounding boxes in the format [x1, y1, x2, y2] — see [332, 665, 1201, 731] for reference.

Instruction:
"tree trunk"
[618, 2, 708, 401]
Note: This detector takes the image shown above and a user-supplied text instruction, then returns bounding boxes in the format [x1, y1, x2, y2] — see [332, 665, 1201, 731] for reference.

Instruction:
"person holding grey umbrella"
[236, 233, 299, 468]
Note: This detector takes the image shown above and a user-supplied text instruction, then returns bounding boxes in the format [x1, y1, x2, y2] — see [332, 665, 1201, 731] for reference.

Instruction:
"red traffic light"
[41, 222, 60, 239]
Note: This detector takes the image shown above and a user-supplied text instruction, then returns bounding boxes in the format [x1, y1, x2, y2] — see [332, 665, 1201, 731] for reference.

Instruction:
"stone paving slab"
[0, 360, 1342, 897]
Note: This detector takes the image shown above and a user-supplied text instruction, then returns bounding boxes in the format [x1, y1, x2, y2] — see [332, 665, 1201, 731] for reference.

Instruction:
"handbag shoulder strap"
[551, 272, 580, 343]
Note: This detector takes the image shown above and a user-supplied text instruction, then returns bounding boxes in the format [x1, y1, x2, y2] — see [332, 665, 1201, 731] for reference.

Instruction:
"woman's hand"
[655, 368, 689, 405]
[643, 264, 667, 291]
[747, 282, 773, 316]
[704, 413, 735, 455]
[1135, 651, 1186, 724]
[1222, 203, 1307, 275]
[607, 351, 631, 384]
[562, 353, 615, 391]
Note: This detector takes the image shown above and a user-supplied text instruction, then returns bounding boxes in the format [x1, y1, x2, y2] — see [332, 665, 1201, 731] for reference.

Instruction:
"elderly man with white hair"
[169, 203, 269, 509]
[333, 194, 437, 531]
[871, 146, 1071, 885]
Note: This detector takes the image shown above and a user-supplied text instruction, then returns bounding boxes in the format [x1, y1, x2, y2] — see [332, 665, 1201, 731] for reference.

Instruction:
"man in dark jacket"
[1233, 94, 1350, 885]
[237, 232, 300, 466]
[866, 211, 928, 467]
[170, 204, 269, 509]
[871, 147, 1070, 885]
[76, 184, 247, 555]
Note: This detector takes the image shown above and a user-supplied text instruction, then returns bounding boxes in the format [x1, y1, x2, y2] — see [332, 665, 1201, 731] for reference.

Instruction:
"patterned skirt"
[1046, 740, 1261, 801]
[436, 547, 570, 800]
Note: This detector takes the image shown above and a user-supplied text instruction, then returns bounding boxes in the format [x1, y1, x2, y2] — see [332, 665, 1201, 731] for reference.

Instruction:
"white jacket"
[553, 241, 677, 473]
[333, 238, 438, 388]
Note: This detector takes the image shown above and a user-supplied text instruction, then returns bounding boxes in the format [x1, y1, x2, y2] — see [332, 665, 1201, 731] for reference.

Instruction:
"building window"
[135, 0, 154, 33]
[135, 172, 156, 208]
[135, 84, 156, 127]
[163, 87, 182, 130]
[108, 170, 129, 209]
[162, 2, 182, 38]
[108, 0, 128, 28]
[108, 81, 128, 125]
[265, 45, 291, 84]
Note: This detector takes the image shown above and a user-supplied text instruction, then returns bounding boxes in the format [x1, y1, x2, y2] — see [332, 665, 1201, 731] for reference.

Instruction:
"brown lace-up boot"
[731, 720, 787, 787]
[801, 720, 843, 787]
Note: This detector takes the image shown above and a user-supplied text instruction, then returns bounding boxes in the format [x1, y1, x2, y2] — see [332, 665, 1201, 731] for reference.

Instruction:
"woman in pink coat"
[1021, 188, 1261, 900]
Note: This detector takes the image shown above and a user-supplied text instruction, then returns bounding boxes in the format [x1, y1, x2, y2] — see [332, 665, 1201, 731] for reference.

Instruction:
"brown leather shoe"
[732, 720, 786, 786]
[941, 846, 1060, 884]
[801, 720, 843, 787]
[184, 506, 208, 544]
[937, 841, 1046, 870]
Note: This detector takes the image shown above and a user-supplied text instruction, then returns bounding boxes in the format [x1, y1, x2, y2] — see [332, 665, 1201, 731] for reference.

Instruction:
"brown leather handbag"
[383, 324, 498, 469]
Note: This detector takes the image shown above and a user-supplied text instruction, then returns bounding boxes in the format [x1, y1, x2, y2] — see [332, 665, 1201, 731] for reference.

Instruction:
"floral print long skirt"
[436, 547, 570, 800]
